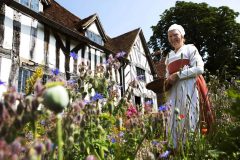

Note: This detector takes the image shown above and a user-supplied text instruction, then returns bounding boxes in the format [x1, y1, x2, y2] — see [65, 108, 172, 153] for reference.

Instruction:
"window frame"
[18, 0, 39, 12]
[136, 66, 146, 82]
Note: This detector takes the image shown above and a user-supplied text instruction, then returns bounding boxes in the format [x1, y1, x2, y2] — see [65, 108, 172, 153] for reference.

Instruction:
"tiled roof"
[42, 0, 83, 34]
[105, 28, 140, 54]
[41, 0, 155, 74]
[79, 14, 97, 29]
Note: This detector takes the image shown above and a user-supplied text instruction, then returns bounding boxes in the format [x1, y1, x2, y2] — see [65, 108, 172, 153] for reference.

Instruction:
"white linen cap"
[168, 24, 185, 36]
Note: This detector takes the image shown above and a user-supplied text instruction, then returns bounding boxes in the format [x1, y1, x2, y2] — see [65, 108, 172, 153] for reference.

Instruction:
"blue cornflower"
[111, 138, 116, 143]
[91, 93, 104, 101]
[51, 68, 59, 75]
[158, 105, 167, 112]
[70, 51, 78, 60]
[159, 150, 171, 158]
[0, 80, 5, 85]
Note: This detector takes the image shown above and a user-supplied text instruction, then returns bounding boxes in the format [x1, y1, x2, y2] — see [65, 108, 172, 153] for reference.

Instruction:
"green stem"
[133, 130, 148, 158]
[57, 114, 63, 160]
[31, 113, 37, 139]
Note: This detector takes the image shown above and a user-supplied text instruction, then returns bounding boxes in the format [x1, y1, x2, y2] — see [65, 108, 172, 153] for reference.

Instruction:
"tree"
[148, 1, 240, 79]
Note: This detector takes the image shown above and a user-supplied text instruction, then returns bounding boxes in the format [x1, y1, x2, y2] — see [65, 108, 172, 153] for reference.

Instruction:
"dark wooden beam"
[2, 0, 113, 54]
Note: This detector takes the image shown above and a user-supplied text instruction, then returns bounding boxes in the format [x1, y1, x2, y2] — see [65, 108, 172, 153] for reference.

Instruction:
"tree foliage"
[148, 1, 240, 78]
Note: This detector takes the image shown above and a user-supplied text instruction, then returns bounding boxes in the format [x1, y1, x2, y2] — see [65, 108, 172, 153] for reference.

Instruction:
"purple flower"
[0, 80, 5, 85]
[136, 75, 145, 81]
[111, 138, 116, 143]
[151, 140, 159, 146]
[159, 150, 171, 158]
[67, 79, 76, 84]
[91, 93, 104, 101]
[158, 105, 167, 112]
[145, 100, 153, 105]
[84, 100, 91, 105]
[51, 68, 59, 75]
[119, 131, 124, 137]
[86, 155, 98, 160]
[115, 51, 126, 58]
[103, 60, 109, 64]
[70, 51, 78, 60]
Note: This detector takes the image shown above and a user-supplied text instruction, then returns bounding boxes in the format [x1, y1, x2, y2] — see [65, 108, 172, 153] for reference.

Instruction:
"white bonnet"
[168, 24, 185, 36]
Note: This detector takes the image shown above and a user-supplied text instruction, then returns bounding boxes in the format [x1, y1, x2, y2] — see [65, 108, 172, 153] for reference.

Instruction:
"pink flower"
[126, 104, 138, 118]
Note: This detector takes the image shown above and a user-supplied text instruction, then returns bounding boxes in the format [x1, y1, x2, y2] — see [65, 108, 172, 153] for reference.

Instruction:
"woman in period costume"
[164, 24, 214, 148]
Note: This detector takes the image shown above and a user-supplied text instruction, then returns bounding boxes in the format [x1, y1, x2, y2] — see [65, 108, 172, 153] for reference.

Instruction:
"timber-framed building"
[0, 0, 158, 109]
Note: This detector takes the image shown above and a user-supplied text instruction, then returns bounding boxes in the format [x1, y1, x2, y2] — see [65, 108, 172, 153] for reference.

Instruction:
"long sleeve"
[177, 45, 204, 80]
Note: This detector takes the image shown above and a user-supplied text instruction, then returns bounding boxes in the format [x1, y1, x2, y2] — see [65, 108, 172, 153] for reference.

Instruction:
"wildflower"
[177, 114, 185, 121]
[86, 155, 98, 160]
[179, 114, 185, 119]
[151, 140, 159, 146]
[115, 51, 126, 58]
[84, 99, 91, 105]
[158, 105, 167, 112]
[201, 128, 208, 135]
[0, 80, 5, 85]
[45, 139, 53, 152]
[67, 79, 76, 84]
[113, 61, 121, 70]
[159, 150, 171, 158]
[119, 131, 124, 137]
[91, 92, 104, 101]
[126, 104, 138, 118]
[111, 138, 116, 143]
[145, 100, 153, 105]
[40, 120, 46, 126]
[34, 142, 45, 155]
[51, 68, 59, 76]
[174, 107, 180, 114]
[136, 75, 145, 81]
[70, 51, 78, 60]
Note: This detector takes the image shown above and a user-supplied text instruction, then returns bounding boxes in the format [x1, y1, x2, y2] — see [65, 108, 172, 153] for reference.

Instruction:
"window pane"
[136, 67, 146, 82]
[20, 0, 29, 7]
[31, 0, 39, 12]
[85, 30, 103, 46]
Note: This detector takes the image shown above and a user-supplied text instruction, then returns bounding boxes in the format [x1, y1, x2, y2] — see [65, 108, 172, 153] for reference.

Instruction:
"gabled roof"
[79, 14, 108, 42]
[105, 28, 156, 74]
[106, 28, 140, 54]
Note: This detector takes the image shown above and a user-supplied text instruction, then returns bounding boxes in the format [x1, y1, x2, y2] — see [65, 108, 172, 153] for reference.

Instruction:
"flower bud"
[43, 85, 69, 113]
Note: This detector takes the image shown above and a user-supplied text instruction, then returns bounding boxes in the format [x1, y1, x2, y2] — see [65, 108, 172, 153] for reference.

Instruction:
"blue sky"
[55, 0, 240, 42]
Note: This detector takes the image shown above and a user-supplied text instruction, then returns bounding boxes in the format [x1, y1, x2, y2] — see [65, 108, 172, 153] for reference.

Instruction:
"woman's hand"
[166, 72, 179, 85]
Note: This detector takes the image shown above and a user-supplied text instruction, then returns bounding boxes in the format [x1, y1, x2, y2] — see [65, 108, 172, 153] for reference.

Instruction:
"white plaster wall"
[0, 58, 11, 83]
[90, 48, 94, 70]
[59, 35, 65, 72]
[48, 34, 56, 68]
[59, 50, 65, 72]
[20, 14, 31, 59]
[88, 23, 100, 35]
[3, 6, 13, 49]
[34, 22, 44, 64]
